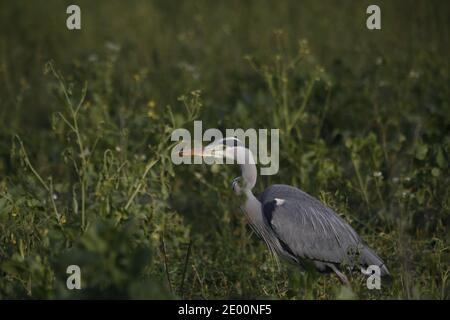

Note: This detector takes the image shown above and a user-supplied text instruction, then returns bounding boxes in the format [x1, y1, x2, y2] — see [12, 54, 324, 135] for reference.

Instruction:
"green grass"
[0, 0, 449, 299]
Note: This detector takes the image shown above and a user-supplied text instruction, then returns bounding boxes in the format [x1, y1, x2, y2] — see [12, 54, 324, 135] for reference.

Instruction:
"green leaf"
[415, 144, 428, 160]
[431, 167, 441, 177]
[436, 148, 447, 168]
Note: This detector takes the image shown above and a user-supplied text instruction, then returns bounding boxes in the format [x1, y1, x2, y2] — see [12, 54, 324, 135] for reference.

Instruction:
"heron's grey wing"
[261, 185, 363, 264]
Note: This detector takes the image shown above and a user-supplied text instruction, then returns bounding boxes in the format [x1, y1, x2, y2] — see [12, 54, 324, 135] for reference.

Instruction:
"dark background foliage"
[0, 0, 448, 299]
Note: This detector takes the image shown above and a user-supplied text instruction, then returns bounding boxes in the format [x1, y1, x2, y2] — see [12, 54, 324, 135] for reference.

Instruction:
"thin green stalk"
[48, 62, 88, 230]
[161, 234, 173, 294]
[179, 239, 192, 296]
[14, 136, 49, 192]
[14, 135, 61, 222]
[48, 177, 60, 221]
[72, 111, 87, 229]
[288, 79, 314, 133]
[124, 159, 158, 210]
[351, 156, 370, 208]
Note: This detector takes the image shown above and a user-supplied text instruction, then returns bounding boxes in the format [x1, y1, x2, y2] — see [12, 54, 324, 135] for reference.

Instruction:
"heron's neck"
[243, 188, 262, 225]
[238, 148, 257, 191]
[240, 160, 260, 227]
[240, 163, 257, 190]
[242, 187, 269, 246]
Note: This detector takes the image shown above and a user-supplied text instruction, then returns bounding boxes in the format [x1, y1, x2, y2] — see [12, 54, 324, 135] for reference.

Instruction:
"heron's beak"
[180, 146, 228, 159]
[179, 148, 204, 157]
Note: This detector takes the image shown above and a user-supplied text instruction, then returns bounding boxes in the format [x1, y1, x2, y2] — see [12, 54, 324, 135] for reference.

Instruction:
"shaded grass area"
[0, 0, 449, 299]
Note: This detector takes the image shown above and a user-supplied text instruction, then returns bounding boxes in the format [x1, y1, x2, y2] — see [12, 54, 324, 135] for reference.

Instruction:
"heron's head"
[180, 137, 257, 191]
[179, 137, 247, 161]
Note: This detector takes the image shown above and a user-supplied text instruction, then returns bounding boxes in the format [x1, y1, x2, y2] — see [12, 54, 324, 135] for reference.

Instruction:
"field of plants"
[0, 0, 448, 299]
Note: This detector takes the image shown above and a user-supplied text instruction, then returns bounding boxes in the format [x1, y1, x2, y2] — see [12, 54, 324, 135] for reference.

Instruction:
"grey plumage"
[260, 184, 389, 279]
[183, 137, 390, 284]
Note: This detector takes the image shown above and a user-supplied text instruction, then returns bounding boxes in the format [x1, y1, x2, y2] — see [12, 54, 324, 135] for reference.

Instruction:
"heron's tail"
[361, 246, 390, 276]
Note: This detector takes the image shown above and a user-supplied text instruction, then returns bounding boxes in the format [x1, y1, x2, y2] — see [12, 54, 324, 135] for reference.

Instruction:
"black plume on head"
[221, 137, 244, 148]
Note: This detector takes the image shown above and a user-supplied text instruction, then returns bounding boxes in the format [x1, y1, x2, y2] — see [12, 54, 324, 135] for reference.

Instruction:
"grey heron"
[181, 137, 389, 284]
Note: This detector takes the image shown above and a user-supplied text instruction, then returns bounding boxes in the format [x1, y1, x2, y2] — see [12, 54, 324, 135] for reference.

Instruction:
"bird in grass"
[181, 137, 389, 284]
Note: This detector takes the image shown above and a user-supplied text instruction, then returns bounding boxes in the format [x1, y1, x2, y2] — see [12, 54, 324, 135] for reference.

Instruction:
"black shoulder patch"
[262, 200, 278, 225]
[222, 137, 240, 147]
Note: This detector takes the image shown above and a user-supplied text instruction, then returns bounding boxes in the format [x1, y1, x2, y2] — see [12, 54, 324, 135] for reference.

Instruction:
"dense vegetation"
[0, 0, 448, 299]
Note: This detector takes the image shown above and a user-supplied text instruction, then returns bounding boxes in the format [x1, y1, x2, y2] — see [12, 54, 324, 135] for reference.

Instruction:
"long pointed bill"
[179, 148, 204, 157]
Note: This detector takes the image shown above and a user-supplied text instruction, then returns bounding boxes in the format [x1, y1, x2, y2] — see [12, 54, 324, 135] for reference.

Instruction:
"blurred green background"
[0, 0, 448, 299]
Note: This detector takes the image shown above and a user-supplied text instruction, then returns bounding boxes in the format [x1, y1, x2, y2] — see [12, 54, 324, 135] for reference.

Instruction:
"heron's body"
[245, 184, 389, 283]
[182, 137, 389, 284]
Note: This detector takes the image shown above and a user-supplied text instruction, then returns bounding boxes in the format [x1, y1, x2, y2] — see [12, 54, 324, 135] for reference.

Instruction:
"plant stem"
[124, 159, 158, 210]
